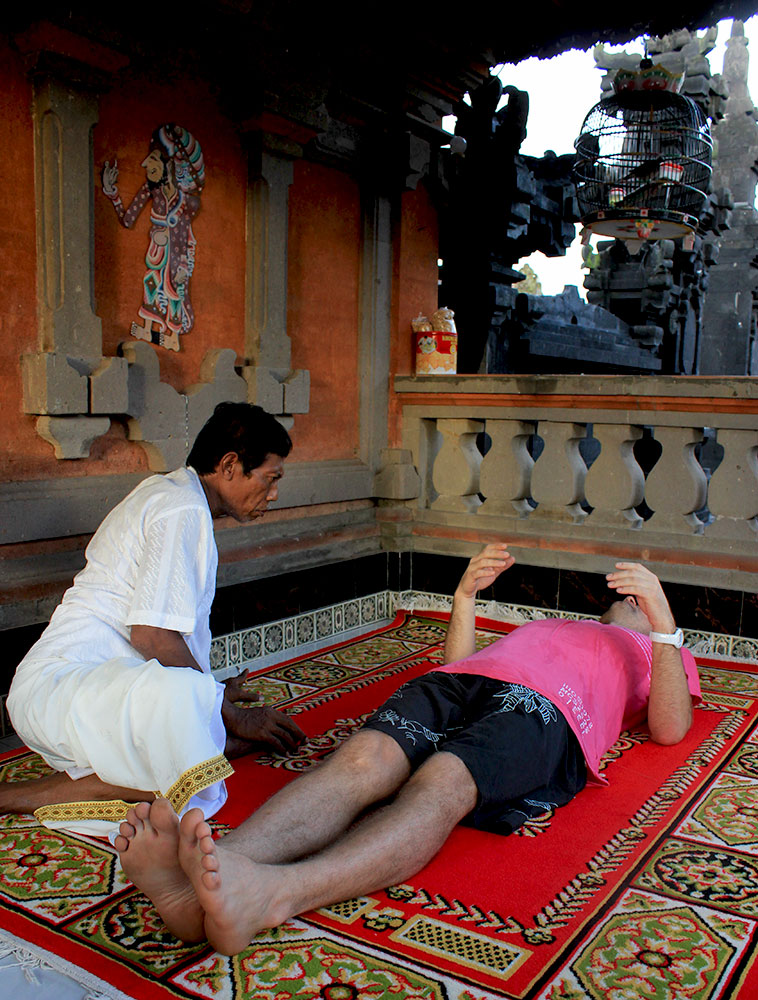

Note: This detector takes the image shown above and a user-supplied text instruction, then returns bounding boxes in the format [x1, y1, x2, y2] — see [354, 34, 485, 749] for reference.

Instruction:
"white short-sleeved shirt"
[7, 467, 228, 836]
[19, 466, 217, 675]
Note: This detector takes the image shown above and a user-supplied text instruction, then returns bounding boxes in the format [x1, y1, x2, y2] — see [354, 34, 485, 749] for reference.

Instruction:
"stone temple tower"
[699, 20, 758, 374]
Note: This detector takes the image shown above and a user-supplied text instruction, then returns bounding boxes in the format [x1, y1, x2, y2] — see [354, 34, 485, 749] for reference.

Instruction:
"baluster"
[585, 423, 645, 528]
[530, 421, 588, 524]
[644, 426, 707, 534]
[431, 418, 484, 513]
[479, 419, 536, 517]
[705, 428, 758, 540]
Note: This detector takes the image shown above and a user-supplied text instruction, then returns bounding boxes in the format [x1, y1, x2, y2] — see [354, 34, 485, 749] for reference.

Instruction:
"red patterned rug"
[2, 610, 758, 1000]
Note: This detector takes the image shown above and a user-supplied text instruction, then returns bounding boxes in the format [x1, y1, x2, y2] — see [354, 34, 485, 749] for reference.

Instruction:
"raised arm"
[606, 562, 693, 745]
[443, 542, 515, 664]
[101, 160, 151, 228]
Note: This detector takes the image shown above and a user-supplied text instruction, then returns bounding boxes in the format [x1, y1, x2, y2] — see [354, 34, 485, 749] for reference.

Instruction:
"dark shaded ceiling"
[5, 2, 758, 135]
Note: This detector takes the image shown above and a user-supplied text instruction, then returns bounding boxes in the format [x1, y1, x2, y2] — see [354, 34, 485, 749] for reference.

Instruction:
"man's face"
[142, 149, 165, 183]
[599, 596, 652, 634]
[221, 452, 284, 523]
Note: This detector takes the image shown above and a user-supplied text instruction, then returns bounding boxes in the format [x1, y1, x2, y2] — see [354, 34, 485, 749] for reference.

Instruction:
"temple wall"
[287, 160, 361, 462]
[2, 22, 755, 693]
[0, 27, 442, 640]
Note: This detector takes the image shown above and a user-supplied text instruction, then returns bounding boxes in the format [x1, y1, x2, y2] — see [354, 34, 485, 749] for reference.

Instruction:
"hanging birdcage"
[574, 62, 712, 241]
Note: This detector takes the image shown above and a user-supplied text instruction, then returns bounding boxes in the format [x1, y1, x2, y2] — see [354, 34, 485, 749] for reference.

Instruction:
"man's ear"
[218, 452, 239, 479]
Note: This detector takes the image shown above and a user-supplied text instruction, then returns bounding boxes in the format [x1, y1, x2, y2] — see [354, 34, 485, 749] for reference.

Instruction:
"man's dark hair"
[187, 402, 292, 475]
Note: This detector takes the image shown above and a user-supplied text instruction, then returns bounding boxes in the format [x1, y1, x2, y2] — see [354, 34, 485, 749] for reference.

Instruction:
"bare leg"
[218, 729, 412, 864]
[0, 771, 155, 814]
[180, 750, 477, 955]
[115, 800, 204, 942]
[114, 729, 410, 942]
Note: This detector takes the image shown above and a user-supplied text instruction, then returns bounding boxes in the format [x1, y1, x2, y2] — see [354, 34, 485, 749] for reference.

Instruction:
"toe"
[134, 801, 152, 821]
[113, 834, 129, 853]
[124, 807, 143, 831]
[179, 807, 205, 843]
[201, 870, 221, 891]
[198, 833, 216, 857]
[201, 852, 219, 873]
[150, 797, 180, 834]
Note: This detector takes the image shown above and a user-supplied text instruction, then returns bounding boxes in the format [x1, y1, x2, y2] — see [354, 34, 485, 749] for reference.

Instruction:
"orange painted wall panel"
[389, 184, 440, 446]
[94, 71, 247, 391]
[287, 160, 361, 462]
[0, 43, 56, 482]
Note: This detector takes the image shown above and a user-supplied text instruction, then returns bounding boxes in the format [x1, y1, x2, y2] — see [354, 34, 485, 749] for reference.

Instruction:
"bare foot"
[116, 799, 205, 943]
[178, 808, 289, 955]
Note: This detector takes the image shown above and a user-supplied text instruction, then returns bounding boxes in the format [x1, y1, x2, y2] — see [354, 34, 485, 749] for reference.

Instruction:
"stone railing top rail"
[395, 374, 758, 402]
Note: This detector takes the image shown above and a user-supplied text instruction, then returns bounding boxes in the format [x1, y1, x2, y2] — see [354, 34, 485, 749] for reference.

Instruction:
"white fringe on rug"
[0, 931, 129, 999]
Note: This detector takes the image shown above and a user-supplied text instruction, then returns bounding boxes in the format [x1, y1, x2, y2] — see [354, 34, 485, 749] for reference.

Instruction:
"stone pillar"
[644, 426, 707, 534]
[359, 190, 392, 471]
[706, 428, 758, 540]
[431, 419, 484, 513]
[585, 423, 645, 529]
[16, 29, 130, 459]
[700, 21, 758, 375]
[242, 142, 309, 414]
[21, 46, 129, 456]
[530, 421, 588, 523]
[479, 418, 536, 517]
[32, 73, 102, 366]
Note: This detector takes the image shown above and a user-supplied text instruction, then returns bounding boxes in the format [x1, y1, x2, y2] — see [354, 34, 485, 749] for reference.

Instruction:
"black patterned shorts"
[363, 671, 586, 835]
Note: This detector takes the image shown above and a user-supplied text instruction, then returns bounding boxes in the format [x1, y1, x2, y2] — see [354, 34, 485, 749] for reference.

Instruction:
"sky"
[470, 15, 758, 296]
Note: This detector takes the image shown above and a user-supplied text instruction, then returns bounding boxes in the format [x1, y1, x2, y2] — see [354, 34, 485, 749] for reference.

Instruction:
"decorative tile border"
[1, 595, 756, 733]
[211, 591, 392, 680]
[210, 590, 758, 677]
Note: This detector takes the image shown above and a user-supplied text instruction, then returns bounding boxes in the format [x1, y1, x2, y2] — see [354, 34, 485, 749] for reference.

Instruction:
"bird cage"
[574, 61, 713, 241]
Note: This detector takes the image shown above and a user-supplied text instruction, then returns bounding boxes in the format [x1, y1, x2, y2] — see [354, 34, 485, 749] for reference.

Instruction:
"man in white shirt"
[3, 403, 304, 838]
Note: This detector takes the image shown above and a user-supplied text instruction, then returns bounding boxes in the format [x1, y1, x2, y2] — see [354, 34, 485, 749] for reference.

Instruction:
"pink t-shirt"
[433, 619, 701, 785]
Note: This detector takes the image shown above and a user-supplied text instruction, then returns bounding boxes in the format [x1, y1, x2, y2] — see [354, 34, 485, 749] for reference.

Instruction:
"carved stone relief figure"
[101, 124, 205, 352]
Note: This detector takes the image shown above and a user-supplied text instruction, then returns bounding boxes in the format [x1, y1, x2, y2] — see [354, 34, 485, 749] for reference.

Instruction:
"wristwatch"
[649, 627, 684, 648]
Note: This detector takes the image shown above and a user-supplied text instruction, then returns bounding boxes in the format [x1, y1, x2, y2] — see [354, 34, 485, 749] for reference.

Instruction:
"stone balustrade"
[387, 374, 758, 590]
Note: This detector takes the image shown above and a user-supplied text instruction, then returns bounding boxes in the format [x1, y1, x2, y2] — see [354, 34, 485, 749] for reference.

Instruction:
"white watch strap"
[649, 627, 684, 648]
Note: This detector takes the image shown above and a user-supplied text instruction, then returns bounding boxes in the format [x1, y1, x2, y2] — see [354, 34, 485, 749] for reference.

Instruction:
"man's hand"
[605, 562, 676, 632]
[456, 542, 515, 600]
[444, 542, 515, 664]
[222, 696, 306, 754]
[607, 561, 692, 745]
[223, 672, 262, 704]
